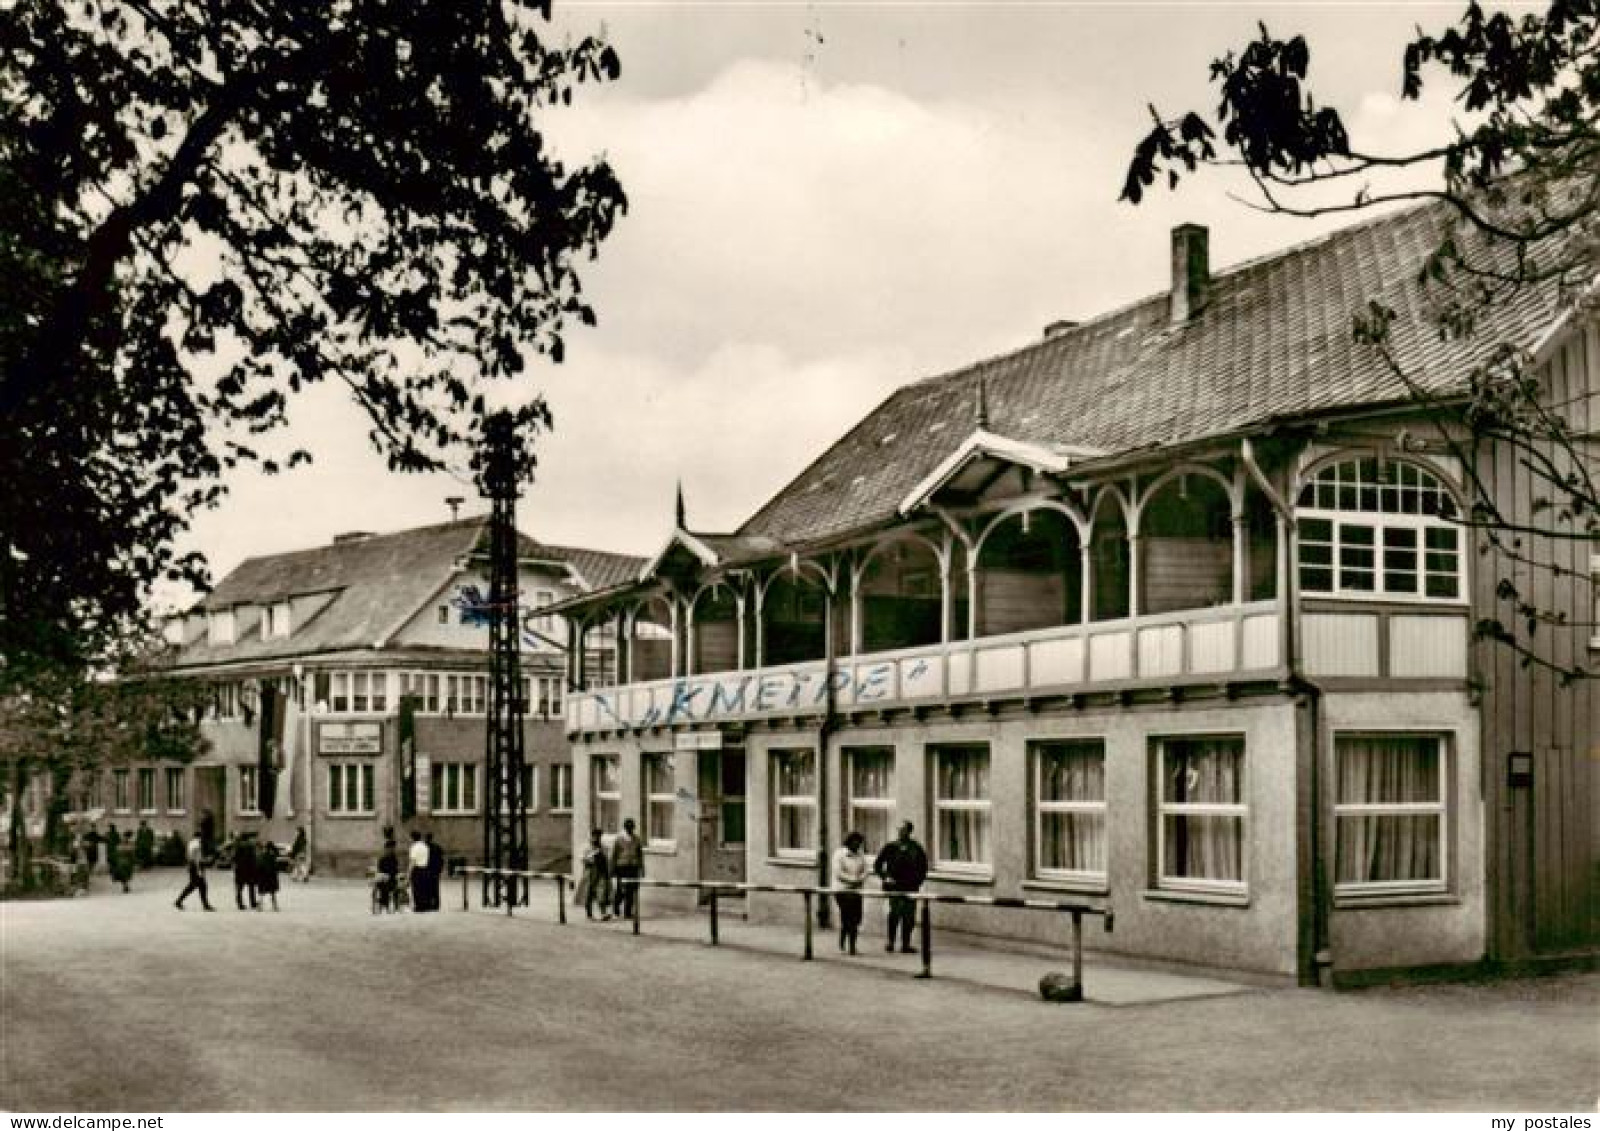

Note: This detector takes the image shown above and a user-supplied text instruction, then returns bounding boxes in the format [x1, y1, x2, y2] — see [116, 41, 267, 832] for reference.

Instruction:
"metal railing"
[459, 867, 1113, 999]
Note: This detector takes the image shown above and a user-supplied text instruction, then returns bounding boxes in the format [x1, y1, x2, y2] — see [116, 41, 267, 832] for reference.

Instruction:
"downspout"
[815, 565, 837, 930]
[1243, 438, 1329, 987]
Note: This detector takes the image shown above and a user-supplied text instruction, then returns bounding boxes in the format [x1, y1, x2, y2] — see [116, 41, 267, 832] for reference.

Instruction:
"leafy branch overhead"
[1122, 0, 1598, 684]
[0, 1, 627, 685]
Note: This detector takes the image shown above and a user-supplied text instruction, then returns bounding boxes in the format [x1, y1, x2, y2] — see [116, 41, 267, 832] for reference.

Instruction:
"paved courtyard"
[2, 869, 1595, 1111]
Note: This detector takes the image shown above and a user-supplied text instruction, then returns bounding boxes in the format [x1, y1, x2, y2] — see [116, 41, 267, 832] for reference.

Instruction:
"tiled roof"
[740, 199, 1578, 547]
[172, 517, 644, 669]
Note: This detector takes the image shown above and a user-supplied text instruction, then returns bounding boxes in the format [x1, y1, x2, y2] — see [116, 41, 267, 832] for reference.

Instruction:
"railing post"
[461, 868, 468, 912]
[506, 871, 514, 917]
[631, 878, 641, 936]
[802, 891, 814, 960]
[1069, 909, 1084, 1001]
[915, 899, 932, 979]
[556, 875, 567, 925]
[709, 887, 720, 946]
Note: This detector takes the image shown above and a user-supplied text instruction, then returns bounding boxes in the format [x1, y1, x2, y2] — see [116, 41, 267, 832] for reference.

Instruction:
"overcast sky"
[169, 1, 1479, 605]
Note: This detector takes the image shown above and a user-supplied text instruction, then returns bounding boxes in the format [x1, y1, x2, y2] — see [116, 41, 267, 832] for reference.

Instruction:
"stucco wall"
[1322, 690, 1484, 973]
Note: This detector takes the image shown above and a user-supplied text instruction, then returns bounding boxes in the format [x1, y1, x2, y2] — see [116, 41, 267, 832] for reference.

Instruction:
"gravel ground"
[2, 871, 1596, 1112]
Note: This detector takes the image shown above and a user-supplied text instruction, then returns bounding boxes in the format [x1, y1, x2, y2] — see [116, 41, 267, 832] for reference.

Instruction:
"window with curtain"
[845, 747, 896, 855]
[643, 753, 676, 846]
[165, 767, 186, 813]
[137, 768, 156, 813]
[113, 769, 130, 813]
[1334, 733, 1447, 896]
[592, 755, 621, 834]
[1156, 736, 1246, 893]
[932, 745, 992, 872]
[771, 748, 817, 858]
[1296, 458, 1463, 602]
[1033, 740, 1106, 881]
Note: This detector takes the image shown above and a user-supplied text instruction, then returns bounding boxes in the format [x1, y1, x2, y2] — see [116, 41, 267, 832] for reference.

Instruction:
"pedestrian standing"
[257, 839, 281, 911]
[610, 818, 644, 920]
[424, 832, 444, 913]
[84, 824, 101, 874]
[873, 821, 928, 954]
[174, 831, 214, 910]
[198, 810, 216, 860]
[289, 826, 310, 883]
[832, 831, 869, 955]
[407, 831, 430, 912]
[134, 820, 155, 870]
[108, 839, 134, 893]
[576, 828, 612, 921]
[233, 833, 259, 910]
[376, 839, 401, 911]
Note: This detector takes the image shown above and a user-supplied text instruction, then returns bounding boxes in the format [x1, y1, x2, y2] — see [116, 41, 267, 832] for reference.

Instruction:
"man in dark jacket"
[233, 833, 259, 910]
[873, 821, 928, 953]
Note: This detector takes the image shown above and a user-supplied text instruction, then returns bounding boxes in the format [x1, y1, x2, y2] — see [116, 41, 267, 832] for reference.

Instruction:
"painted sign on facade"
[587, 658, 931, 729]
[318, 721, 383, 755]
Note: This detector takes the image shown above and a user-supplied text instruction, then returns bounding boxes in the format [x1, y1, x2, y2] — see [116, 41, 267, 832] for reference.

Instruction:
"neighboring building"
[554, 204, 1597, 983]
[112, 516, 640, 874]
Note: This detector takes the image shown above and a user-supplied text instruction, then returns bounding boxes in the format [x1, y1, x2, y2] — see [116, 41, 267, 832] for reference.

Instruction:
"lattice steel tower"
[478, 412, 528, 907]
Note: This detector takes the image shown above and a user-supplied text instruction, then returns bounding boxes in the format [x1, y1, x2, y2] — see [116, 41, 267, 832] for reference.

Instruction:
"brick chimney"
[1170, 223, 1210, 323]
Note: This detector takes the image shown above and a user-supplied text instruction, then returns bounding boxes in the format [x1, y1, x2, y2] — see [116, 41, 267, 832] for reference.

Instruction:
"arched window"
[691, 586, 740, 675]
[1296, 458, 1462, 601]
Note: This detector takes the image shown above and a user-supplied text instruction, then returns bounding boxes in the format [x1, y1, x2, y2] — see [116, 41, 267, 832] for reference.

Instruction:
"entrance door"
[192, 767, 227, 849]
[696, 749, 747, 892]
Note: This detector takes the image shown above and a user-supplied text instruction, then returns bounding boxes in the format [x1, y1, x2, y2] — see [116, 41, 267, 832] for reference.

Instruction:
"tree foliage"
[0, 0, 627, 693]
[1123, 0, 1598, 682]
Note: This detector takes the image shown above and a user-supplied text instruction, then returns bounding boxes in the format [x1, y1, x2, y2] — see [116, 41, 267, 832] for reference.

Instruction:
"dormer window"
[263, 600, 292, 639]
[208, 609, 236, 646]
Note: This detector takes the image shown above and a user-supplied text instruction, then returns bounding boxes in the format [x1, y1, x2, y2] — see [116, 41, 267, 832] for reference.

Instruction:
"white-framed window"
[330, 672, 350, 713]
[430, 762, 479, 815]
[137, 768, 157, 814]
[1297, 458, 1463, 602]
[549, 763, 573, 813]
[112, 768, 131, 813]
[931, 744, 992, 873]
[1155, 736, 1247, 895]
[165, 767, 186, 813]
[592, 755, 621, 834]
[328, 763, 375, 815]
[1334, 733, 1448, 898]
[1033, 739, 1107, 882]
[238, 766, 260, 816]
[844, 747, 895, 855]
[643, 752, 676, 847]
[212, 681, 239, 720]
[771, 748, 817, 859]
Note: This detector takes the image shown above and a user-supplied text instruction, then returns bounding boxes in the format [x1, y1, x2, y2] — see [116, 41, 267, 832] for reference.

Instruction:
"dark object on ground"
[1039, 971, 1083, 1003]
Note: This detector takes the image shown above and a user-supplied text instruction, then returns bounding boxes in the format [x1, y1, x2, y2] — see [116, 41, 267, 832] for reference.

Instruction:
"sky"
[167, 1, 1485, 608]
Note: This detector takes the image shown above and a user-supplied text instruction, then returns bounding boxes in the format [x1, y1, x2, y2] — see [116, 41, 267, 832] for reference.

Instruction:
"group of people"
[574, 817, 646, 921]
[174, 824, 305, 912]
[832, 820, 929, 955]
[70, 821, 150, 892]
[374, 828, 445, 912]
[572, 816, 929, 956]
